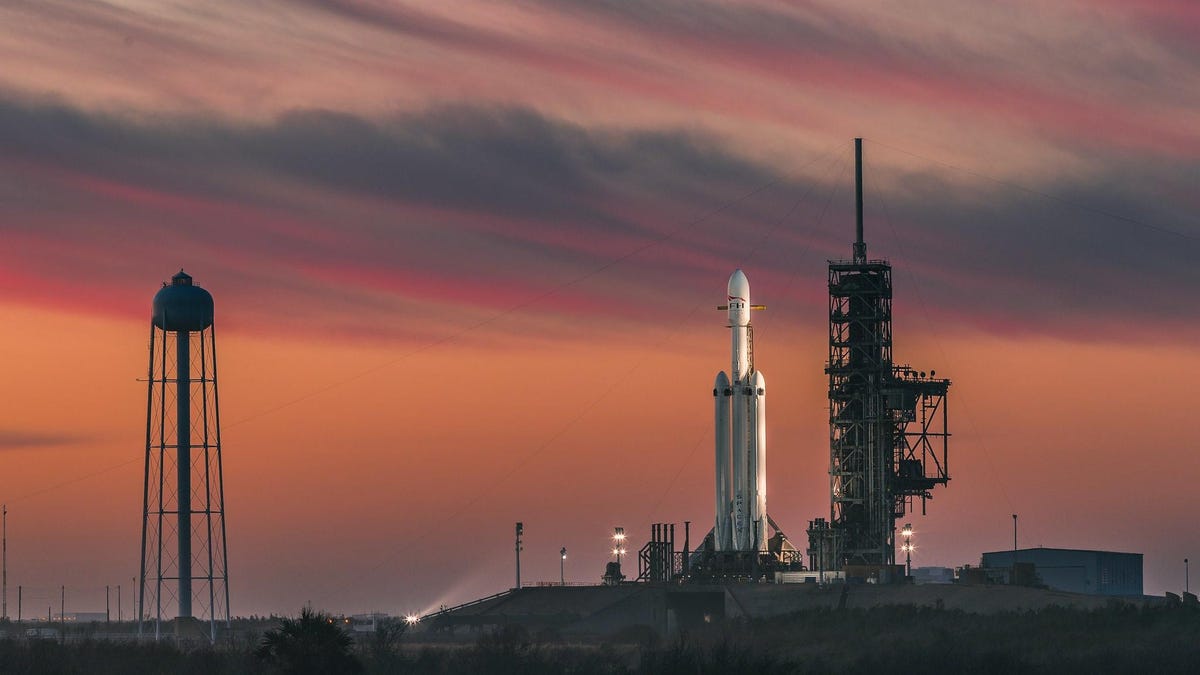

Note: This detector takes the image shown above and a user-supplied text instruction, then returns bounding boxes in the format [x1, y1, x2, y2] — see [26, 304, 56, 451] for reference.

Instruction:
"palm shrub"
[256, 607, 363, 674]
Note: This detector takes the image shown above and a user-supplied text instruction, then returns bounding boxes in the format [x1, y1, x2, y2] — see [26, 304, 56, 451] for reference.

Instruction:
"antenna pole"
[2, 504, 6, 620]
[853, 138, 866, 263]
[514, 522, 523, 590]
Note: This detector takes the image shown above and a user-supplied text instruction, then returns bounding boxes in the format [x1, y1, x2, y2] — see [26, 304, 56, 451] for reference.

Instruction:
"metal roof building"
[981, 548, 1143, 597]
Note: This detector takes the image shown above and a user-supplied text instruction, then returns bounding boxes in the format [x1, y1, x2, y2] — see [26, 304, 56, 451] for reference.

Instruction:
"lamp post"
[612, 527, 626, 566]
[515, 522, 523, 590]
[2, 504, 6, 621]
[560, 547, 567, 586]
[1011, 513, 1018, 585]
[901, 523, 913, 577]
[3, 504, 7, 622]
[1186, 558, 1190, 595]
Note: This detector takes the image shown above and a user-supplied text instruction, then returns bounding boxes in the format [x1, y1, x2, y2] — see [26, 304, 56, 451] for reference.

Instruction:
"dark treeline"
[3, 603, 1200, 674]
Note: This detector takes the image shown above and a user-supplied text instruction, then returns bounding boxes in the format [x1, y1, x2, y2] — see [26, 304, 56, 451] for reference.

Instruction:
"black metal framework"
[826, 259, 894, 566]
[669, 523, 804, 582]
[809, 139, 950, 572]
[638, 524, 683, 583]
[887, 365, 950, 519]
[139, 322, 230, 640]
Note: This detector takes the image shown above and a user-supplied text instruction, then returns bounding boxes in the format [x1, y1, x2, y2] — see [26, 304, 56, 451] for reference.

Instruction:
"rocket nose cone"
[727, 269, 750, 301]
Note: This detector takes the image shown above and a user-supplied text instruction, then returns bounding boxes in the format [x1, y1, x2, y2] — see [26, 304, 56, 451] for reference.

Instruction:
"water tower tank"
[152, 270, 213, 331]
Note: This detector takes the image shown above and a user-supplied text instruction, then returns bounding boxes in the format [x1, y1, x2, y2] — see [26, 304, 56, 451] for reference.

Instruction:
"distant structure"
[978, 548, 1143, 596]
[911, 566, 955, 584]
[807, 139, 951, 580]
[138, 270, 230, 640]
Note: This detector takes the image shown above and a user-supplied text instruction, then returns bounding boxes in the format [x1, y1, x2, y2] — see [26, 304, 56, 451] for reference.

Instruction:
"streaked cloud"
[0, 430, 86, 450]
[0, 91, 1195, 345]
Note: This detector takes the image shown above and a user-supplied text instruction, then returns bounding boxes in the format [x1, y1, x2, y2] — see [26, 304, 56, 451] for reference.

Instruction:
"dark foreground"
[2, 603, 1199, 674]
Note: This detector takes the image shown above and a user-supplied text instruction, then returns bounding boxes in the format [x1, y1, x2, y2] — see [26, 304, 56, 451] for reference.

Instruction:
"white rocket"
[713, 269, 767, 552]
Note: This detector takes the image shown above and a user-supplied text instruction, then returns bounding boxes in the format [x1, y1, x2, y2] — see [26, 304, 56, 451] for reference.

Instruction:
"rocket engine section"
[713, 269, 767, 552]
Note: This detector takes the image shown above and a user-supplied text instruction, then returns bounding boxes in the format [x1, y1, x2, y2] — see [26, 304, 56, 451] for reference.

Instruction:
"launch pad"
[425, 138, 953, 633]
[419, 582, 1142, 640]
[683, 139, 949, 584]
[627, 520, 803, 584]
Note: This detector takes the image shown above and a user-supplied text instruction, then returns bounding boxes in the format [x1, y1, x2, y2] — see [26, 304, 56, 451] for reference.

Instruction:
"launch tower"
[138, 270, 230, 640]
[807, 140, 951, 577]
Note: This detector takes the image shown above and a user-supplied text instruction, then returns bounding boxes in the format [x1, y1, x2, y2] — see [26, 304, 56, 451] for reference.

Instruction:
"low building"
[911, 566, 955, 584]
[981, 548, 1142, 597]
[54, 612, 109, 623]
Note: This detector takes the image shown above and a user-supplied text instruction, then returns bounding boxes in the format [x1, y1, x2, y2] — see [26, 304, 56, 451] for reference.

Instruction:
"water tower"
[138, 270, 230, 640]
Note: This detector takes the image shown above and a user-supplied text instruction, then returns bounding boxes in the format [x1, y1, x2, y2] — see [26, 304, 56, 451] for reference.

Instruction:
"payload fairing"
[713, 269, 767, 552]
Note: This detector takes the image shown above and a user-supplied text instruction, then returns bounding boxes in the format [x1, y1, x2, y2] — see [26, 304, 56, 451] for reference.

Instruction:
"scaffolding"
[808, 140, 950, 573]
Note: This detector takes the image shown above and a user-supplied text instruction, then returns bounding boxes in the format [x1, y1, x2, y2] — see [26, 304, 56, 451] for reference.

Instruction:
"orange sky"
[2, 294, 1198, 614]
[1, 0, 1198, 616]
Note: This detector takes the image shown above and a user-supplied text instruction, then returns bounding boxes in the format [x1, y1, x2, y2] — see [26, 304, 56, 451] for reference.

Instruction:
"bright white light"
[404, 614, 420, 625]
[901, 528, 913, 538]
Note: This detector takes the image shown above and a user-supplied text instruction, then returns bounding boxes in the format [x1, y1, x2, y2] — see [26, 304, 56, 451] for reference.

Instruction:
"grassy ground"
[3, 602, 1199, 673]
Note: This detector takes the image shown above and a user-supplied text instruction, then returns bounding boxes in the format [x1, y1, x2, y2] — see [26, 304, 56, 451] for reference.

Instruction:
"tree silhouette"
[367, 615, 408, 661]
[256, 607, 363, 674]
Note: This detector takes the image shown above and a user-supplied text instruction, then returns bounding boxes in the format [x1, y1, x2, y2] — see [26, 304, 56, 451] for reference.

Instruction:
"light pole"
[1011, 513, 1018, 585]
[901, 523, 913, 577]
[560, 547, 567, 586]
[515, 522, 523, 590]
[2, 504, 7, 621]
[612, 527, 626, 566]
[1186, 558, 1190, 595]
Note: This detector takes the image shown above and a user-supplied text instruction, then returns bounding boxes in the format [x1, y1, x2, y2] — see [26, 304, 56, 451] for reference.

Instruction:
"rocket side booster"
[714, 371, 732, 551]
[714, 269, 767, 552]
[751, 370, 767, 551]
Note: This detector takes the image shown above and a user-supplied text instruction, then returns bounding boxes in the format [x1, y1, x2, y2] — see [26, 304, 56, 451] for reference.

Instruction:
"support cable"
[2, 163, 794, 506]
[864, 138, 1198, 241]
[644, 148, 849, 522]
[319, 146, 843, 603]
[867, 161, 1017, 519]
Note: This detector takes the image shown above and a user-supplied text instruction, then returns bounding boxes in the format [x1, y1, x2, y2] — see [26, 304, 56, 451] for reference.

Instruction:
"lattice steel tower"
[807, 140, 951, 575]
[139, 270, 230, 640]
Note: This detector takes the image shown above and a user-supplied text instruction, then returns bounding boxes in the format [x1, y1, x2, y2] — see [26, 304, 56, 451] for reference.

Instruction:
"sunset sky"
[1, 0, 1197, 617]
